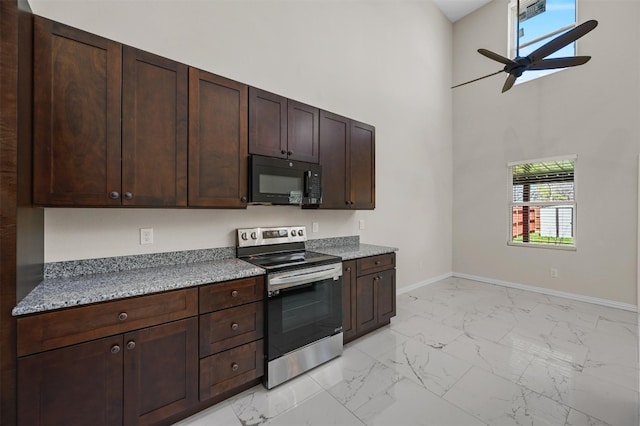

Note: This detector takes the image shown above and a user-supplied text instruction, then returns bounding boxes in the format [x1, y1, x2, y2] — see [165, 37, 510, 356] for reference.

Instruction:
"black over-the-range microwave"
[249, 155, 322, 207]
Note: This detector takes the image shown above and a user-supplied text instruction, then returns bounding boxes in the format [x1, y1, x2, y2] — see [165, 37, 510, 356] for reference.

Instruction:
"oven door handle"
[268, 264, 342, 291]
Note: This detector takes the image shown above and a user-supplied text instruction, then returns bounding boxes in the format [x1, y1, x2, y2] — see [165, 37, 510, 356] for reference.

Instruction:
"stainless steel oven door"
[265, 263, 342, 362]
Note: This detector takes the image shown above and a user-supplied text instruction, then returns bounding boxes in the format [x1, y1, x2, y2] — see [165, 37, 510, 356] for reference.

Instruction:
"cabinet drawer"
[199, 340, 264, 401]
[199, 302, 264, 357]
[356, 253, 395, 276]
[17, 288, 198, 356]
[199, 276, 264, 313]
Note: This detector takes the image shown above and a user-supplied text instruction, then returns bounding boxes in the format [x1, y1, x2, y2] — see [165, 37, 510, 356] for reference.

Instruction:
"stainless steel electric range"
[237, 226, 343, 389]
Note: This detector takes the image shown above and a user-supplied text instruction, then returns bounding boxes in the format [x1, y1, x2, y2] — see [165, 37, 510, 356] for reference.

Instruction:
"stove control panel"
[237, 226, 307, 247]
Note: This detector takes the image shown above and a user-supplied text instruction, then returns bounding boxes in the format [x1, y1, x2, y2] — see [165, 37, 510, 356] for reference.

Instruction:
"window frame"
[507, 155, 578, 250]
[506, 0, 578, 85]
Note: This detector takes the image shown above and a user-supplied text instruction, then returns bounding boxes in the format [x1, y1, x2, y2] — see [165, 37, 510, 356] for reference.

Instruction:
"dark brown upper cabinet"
[122, 47, 188, 207]
[249, 87, 319, 163]
[188, 68, 249, 208]
[319, 111, 375, 209]
[287, 100, 319, 163]
[33, 17, 188, 207]
[349, 120, 376, 209]
[33, 17, 122, 206]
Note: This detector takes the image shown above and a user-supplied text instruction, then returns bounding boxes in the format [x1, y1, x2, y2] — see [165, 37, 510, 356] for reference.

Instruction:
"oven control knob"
[251, 232, 257, 240]
[298, 229, 304, 237]
[241, 232, 248, 241]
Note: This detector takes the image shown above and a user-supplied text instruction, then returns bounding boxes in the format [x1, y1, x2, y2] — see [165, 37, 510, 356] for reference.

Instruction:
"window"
[508, 156, 576, 248]
[508, 0, 577, 84]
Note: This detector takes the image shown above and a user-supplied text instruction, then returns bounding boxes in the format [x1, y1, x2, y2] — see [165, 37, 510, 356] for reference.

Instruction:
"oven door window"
[267, 276, 342, 361]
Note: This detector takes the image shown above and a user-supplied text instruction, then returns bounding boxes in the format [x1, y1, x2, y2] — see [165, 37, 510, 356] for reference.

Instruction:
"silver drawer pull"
[231, 323, 239, 331]
[111, 345, 121, 354]
[126, 341, 136, 350]
[231, 290, 239, 298]
[231, 362, 239, 372]
[118, 312, 128, 321]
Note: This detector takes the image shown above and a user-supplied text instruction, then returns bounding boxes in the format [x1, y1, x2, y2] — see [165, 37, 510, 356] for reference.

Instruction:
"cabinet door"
[350, 121, 375, 209]
[318, 110, 350, 209]
[18, 336, 123, 426]
[355, 273, 378, 335]
[249, 87, 287, 159]
[377, 269, 396, 325]
[123, 317, 198, 425]
[342, 260, 357, 342]
[33, 17, 122, 206]
[189, 68, 248, 207]
[122, 47, 188, 207]
[287, 100, 319, 163]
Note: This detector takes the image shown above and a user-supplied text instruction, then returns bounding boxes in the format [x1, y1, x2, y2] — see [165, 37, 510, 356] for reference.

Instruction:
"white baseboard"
[454, 272, 638, 312]
[396, 272, 452, 295]
[398, 271, 638, 313]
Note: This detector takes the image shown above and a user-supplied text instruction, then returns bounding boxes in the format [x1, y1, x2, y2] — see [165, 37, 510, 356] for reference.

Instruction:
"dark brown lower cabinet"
[199, 340, 264, 401]
[18, 336, 124, 426]
[198, 277, 265, 402]
[124, 318, 198, 425]
[343, 253, 396, 344]
[342, 260, 357, 341]
[356, 269, 395, 331]
[17, 318, 198, 426]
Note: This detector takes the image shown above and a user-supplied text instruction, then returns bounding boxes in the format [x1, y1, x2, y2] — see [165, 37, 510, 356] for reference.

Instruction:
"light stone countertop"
[12, 240, 398, 317]
[313, 243, 398, 260]
[12, 258, 264, 316]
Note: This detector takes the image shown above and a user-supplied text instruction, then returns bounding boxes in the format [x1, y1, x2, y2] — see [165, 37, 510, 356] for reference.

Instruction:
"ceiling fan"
[452, 1, 598, 93]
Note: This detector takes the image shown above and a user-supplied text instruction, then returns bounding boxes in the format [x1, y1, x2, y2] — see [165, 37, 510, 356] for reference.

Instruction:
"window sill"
[514, 67, 566, 87]
[507, 241, 577, 251]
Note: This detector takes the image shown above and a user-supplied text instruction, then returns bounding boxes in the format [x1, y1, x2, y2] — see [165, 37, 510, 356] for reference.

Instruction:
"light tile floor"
[174, 277, 640, 426]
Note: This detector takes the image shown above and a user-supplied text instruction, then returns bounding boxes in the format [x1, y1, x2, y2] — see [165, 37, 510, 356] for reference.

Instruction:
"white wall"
[452, 0, 640, 304]
[29, 0, 454, 292]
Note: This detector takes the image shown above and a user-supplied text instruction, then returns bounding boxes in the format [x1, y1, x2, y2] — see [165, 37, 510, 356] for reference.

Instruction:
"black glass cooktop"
[241, 250, 340, 272]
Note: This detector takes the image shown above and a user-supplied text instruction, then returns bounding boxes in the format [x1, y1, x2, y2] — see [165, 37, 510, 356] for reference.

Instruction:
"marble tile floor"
[174, 277, 639, 426]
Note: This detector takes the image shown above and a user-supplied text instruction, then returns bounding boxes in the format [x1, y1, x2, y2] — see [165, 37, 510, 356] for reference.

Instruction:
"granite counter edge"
[13, 261, 265, 317]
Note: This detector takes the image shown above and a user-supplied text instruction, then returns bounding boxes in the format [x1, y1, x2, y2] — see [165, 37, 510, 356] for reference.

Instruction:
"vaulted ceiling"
[433, 0, 492, 22]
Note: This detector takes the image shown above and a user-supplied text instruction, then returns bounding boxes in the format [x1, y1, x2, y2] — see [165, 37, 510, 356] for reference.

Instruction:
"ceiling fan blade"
[478, 48, 517, 66]
[528, 20, 598, 63]
[528, 56, 591, 70]
[502, 73, 517, 93]
[451, 70, 504, 89]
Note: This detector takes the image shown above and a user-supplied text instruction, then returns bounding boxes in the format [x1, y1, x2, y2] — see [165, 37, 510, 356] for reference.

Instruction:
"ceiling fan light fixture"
[451, 0, 598, 93]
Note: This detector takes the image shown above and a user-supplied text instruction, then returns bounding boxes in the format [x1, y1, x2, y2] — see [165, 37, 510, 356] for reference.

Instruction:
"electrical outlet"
[312, 222, 319, 233]
[140, 228, 154, 245]
[359, 219, 365, 230]
[550, 268, 558, 278]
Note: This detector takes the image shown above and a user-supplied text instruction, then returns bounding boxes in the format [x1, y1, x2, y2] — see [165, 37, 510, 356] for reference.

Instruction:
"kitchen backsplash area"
[43, 207, 368, 263]
[44, 236, 361, 279]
